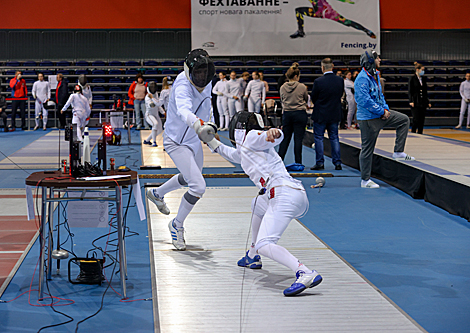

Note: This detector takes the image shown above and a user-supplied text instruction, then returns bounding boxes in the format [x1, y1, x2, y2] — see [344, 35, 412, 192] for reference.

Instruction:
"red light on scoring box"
[103, 123, 113, 137]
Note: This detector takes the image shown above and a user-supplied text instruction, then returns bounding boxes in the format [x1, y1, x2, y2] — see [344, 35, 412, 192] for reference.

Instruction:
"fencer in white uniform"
[196, 111, 323, 296]
[32, 73, 51, 130]
[344, 71, 357, 128]
[159, 76, 173, 111]
[456, 73, 470, 129]
[146, 49, 216, 251]
[78, 74, 93, 125]
[212, 72, 230, 130]
[245, 71, 266, 113]
[143, 81, 164, 147]
[61, 85, 92, 141]
[225, 71, 243, 118]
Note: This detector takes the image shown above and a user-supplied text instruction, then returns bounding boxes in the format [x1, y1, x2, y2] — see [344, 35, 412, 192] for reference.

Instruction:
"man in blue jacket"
[355, 50, 415, 188]
[310, 58, 344, 170]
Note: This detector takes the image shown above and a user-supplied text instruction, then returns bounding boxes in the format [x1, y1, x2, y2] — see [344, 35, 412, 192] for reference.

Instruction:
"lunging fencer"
[143, 81, 165, 147]
[195, 111, 323, 296]
[61, 85, 91, 141]
[226, 71, 243, 118]
[146, 49, 216, 251]
[212, 71, 230, 130]
[32, 73, 51, 130]
[244, 71, 266, 114]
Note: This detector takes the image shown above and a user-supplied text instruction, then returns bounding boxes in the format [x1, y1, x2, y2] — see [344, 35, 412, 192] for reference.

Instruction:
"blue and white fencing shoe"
[168, 219, 186, 251]
[146, 189, 170, 215]
[283, 270, 323, 296]
[237, 251, 262, 269]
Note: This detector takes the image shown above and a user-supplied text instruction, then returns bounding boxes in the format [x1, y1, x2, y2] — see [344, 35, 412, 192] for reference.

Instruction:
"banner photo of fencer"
[192, 0, 380, 56]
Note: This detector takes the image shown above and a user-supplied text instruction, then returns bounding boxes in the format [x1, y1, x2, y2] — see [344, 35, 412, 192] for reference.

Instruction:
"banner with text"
[192, 0, 380, 56]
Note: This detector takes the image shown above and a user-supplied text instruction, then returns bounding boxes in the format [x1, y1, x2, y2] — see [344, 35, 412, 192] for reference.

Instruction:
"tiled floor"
[140, 130, 234, 168]
[148, 187, 424, 333]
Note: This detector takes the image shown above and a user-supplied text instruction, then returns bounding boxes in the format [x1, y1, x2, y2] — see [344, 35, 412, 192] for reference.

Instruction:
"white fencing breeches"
[248, 97, 261, 114]
[346, 97, 357, 128]
[227, 98, 242, 118]
[35, 100, 48, 127]
[217, 96, 229, 128]
[72, 110, 87, 141]
[145, 114, 163, 143]
[459, 99, 470, 127]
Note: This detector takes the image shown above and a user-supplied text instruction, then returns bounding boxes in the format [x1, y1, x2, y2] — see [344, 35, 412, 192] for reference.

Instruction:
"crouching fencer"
[143, 81, 165, 147]
[146, 49, 216, 251]
[61, 85, 91, 141]
[195, 111, 323, 296]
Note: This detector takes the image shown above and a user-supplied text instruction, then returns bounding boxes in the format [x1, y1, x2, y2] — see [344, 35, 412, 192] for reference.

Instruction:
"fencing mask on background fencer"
[78, 74, 87, 87]
[184, 49, 215, 89]
[73, 85, 82, 94]
[148, 81, 157, 94]
[228, 111, 265, 147]
[360, 50, 378, 75]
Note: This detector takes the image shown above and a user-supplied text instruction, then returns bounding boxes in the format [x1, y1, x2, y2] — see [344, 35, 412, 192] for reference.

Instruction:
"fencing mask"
[148, 81, 157, 94]
[184, 49, 215, 89]
[78, 74, 87, 87]
[360, 50, 378, 75]
[228, 111, 264, 147]
[73, 85, 82, 94]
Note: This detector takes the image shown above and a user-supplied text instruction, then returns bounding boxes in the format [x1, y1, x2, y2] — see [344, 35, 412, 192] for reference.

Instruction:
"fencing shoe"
[237, 251, 262, 269]
[361, 179, 380, 188]
[290, 30, 305, 39]
[392, 152, 415, 161]
[169, 219, 186, 251]
[283, 270, 323, 296]
[146, 189, 170, 215]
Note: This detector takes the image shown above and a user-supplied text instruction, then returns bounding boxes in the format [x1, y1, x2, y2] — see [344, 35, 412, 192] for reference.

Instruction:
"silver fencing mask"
[148, 81, 157, 94]
[78, 74, 87, 87]
[184, 49, 215, 89]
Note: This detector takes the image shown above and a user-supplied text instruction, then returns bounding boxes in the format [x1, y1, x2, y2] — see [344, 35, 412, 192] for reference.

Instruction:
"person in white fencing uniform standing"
[61, 85, 91, 141]
[456, 72, 470, 129]
[244, 71, 266, 113]
[78, 74, 93, 126]
[146, 49, 216, 251]
[159, 76, 173, 112]
[212, 71, 230, 130]
[32, 73, 51, 131]
[343, 71, 357, 129]
[143, 81, 164, 147]
[195, 111, 323, 296]
[226, 71, 243, 118]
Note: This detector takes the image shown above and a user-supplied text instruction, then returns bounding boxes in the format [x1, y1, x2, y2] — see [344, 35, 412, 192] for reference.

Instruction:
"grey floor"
[148, 187, 425, 333]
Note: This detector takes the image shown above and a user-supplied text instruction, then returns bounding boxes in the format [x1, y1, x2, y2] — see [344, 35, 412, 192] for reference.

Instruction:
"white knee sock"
[146, 133, 152, 142]
[247, 214, 262, 258]
[258, 243, 311, 273]
[151, 129, 157, 143]
[43, 117, 47, 128]
[224, 114, 230, 128]
[35, 118, 39, 127]
[219, 115, 225, 129]
[155, 174, 184, 197]
[174, 195, 197, 228]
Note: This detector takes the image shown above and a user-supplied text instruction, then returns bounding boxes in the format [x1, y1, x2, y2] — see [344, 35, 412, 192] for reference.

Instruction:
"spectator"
[352, 70, 359, 81]
[9, 71, 28, 131]
[244, 71, 266, 114]
[278, 62, 309, 166]
[259, 72, 270, 92]
[336, 70, 342, 77]
[128, 73, 149, 130]
[408, 62, 431, 134]
[32, 73, 51, 131]
[55, 73, 69, 129]
[355, 50, 414, 189]
[456, 72, 470, 129]
[0, 91, 7, 132]
[310, 58, 344, 171]
[344, 70, 357, 129]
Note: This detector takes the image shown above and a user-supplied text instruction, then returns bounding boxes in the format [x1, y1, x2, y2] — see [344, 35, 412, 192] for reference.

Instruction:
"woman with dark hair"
[128, 73, 149, 130]
[278, 63, 309, 166]
[408, 62, 431, 134]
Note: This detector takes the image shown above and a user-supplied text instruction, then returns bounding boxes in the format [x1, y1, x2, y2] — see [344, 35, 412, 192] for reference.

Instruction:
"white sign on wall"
[192, 0, 380, 56]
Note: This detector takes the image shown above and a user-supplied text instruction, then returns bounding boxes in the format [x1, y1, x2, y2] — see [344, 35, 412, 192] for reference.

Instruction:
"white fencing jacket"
[212, 79, 228, 99]
[226, 78, 243, 99]
[32, 80, 51, 102]
[245, 79, 266, 104]
[164, 72, 212, 153]
[159, 88, 171, 110]
[216, 129, 304, 191]
[62, 93, 91, 119]
[145, 90, 164, 118]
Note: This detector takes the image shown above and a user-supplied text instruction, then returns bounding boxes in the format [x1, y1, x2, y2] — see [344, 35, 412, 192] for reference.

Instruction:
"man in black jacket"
[55, 74, 69, 128]
[310, 58, 344, 170]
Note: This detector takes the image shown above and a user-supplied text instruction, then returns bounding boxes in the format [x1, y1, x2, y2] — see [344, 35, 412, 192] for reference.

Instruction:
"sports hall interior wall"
[0, 29, 469, 61]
